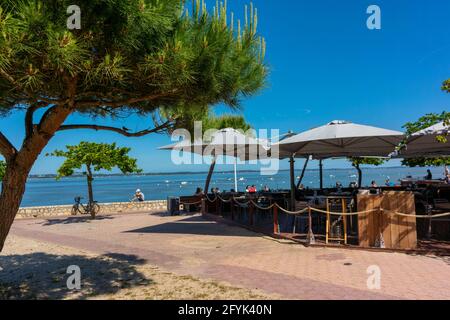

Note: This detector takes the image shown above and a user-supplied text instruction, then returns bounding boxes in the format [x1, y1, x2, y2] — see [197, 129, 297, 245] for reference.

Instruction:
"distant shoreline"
[28, 166, 423, 179]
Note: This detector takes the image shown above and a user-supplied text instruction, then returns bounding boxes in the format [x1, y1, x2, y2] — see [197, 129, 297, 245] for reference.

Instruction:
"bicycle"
[71, 196, 100, 218]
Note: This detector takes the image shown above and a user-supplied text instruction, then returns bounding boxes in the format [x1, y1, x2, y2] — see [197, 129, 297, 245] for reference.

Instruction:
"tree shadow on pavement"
[0, 252, 150, 299]
[41, 215, 115, 226]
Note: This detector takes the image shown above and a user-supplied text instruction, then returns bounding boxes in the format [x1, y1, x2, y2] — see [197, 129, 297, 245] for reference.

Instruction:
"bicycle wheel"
[71, 205, 79, 215]
[93, 203, 100, 215]
[89, 203, 100, 219]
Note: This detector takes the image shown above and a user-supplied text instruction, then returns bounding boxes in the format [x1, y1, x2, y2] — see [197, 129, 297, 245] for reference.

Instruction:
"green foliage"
[0, 159, 5, 180]
[402, 111, 450, 142]
[402, 157, 450, 167]
[176, 108, 253, 139]
[0, 0, 267, 124]
[401, 111, 450, 167]
[48, 141, 142, 178]
[202, 114, 252, 135]
[349, 157, 386, 168]
[349, 157, 386, 186]
[442, 79, 450, 93]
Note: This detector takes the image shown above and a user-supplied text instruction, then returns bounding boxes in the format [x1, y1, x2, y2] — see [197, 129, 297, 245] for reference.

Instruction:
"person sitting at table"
[349, 181, 358, 188]
[370, 180, 378, 188]
[385, 179, 394, 187]
[195, 187, 204, 196]
[425, 169, 433, 180]
[262, 185, 270, 192]
[245, 185, 250, 193]
[248, 185, 257, 193]
[211, 187, 220, 194]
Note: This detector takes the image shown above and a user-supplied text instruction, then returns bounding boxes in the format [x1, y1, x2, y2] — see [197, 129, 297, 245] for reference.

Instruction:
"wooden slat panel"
[388, 193, 400, 249]
[404, 192, 417, 249]
[358, 192, 417, 249]
[396, 191, 410, 249]
[372, 195, 381, 246]
[357, 194, 370, 247]
[379, 194, 391, 248]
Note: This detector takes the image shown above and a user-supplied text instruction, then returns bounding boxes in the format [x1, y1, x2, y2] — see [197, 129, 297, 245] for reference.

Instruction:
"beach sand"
[0, 235, 276, 300]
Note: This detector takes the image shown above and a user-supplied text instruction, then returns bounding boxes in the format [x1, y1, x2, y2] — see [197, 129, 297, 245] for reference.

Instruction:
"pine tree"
[0, 0, 267, 250]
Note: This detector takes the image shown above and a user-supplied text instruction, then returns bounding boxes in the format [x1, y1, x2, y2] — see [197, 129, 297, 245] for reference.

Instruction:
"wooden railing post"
[307, 207, 315, 244]
[273, 205, 279, 234]
[215, 197, 219, 215]
[217, 197, 222, 216]
[231, 198, 234, 220]
[201, 198, 206, 215]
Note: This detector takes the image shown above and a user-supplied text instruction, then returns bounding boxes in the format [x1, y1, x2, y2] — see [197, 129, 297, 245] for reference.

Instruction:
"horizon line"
[29, 165, 433, 178]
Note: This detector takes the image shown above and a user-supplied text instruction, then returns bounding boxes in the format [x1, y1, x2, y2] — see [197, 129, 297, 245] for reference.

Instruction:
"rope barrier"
[205, 195, 450, 219]
[217, 195, 233, 203]
[230, 197, 250, 208]
[310, 207, 379, 216]
[275, 205, 309, 215]
[383, 209, 450, 219]
[250, 200, 276, 211]
[205, 194, 218, 203]
[233, 199, 250, 207]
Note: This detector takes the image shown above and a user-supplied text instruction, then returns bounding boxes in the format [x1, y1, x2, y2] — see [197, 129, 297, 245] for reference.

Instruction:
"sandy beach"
[0, 235, 276, 300]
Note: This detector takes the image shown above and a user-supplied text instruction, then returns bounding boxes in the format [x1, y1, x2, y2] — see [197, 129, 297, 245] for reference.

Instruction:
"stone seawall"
[17, 200, 167, 219]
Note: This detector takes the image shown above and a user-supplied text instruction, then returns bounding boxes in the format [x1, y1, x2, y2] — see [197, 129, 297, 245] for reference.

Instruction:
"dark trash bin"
[167, 196, 180, 215]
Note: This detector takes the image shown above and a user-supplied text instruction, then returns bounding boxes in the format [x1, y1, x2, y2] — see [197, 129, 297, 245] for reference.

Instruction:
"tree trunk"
[86, 164, 95, 218]
[319, 159, 323, 190]
[0, 104, 74, 252]
[356, 164, 362, 187]
[296, 157, 309, 189]
[0, 160, 31, 251]
[204, 156, 217, 194]
[289, 156, 296, 211]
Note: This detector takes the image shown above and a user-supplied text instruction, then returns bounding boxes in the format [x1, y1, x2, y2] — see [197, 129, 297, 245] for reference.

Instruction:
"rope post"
[273, 205, 279, 234]
[307, 207, 315, 244]
[249, 201, 254, 226]
[426, 204, 433, 240]
[201, 198, 206, 216]
[231, 198, 234, 221]
[215, 196, 219, 215]
[217, 197, 222, 216]
[325, 199, 330, 244]
[342, 198, 348, 245]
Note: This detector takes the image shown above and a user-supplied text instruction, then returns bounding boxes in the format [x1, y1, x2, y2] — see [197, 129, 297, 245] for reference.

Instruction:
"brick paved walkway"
[8, 212, 450, 299]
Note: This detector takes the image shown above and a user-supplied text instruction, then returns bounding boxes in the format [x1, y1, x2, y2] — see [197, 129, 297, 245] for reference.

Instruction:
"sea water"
[19, 166, 444, 207]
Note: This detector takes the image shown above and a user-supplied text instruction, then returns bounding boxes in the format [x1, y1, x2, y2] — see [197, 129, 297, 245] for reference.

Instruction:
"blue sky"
[1, 0, 450, 174]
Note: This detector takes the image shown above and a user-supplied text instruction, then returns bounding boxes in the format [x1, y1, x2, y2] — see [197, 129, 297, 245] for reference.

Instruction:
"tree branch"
[0, 69, 22, 91]
[58, 120, 173, 137]
[25, 102, 47, 139]
[75, 90, 177, 108]
[0, 131, 17, 161]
